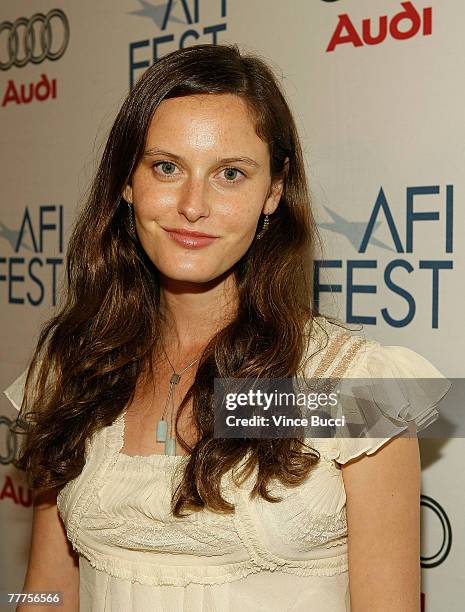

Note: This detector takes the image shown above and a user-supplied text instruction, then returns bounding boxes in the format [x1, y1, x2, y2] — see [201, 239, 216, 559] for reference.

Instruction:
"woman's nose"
[177, 175, 211, 221]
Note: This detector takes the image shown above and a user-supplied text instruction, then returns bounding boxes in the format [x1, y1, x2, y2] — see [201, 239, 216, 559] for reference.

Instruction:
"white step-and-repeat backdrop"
[1, 1, 463, 609]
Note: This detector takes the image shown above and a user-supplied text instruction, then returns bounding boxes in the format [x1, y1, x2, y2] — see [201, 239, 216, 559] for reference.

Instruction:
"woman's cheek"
[224, 200, 260, 225]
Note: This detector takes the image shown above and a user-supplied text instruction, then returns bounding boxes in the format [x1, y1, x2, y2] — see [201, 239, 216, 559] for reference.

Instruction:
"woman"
[5, 43, 450, 611]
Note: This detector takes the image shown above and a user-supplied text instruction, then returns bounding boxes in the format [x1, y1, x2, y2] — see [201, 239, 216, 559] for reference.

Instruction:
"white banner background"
[1, 1, 463, 609]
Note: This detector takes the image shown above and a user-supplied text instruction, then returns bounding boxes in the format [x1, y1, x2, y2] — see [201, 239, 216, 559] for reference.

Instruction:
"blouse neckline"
[108, 315, 334, 467]
[116, 407, 189, 465]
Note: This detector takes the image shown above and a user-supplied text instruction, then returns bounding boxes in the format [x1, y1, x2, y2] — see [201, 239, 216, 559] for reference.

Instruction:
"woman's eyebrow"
[143, 148, 260, 168]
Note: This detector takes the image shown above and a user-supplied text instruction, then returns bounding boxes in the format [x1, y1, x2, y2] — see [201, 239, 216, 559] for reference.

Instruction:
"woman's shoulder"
[302, 315, 452, 465]
[303, 314, 449, 379]
[300, 314, 370, 379]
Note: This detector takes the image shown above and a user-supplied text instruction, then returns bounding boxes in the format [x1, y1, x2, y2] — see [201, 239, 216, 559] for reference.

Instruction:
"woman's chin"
[158, 268, 223, 285]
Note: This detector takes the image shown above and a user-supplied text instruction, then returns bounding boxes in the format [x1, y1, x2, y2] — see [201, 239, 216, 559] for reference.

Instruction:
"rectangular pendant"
[156, 419, 168, 442]
[165, 437, 176, 456]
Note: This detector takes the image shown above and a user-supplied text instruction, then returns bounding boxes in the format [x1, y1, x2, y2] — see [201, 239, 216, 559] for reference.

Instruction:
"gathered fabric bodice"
[57, 409, 352, 588]
[4, 316, 451, 611]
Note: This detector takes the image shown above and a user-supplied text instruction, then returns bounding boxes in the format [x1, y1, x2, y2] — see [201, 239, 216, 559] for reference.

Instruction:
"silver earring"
[127, 202, 136, 234]
[256, 214, 269, 240]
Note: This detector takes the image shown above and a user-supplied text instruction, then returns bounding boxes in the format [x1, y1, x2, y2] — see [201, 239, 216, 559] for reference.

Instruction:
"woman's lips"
[164, 229, 218, 249]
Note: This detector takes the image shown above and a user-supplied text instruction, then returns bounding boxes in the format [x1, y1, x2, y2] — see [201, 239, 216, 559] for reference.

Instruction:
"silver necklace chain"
[157, 338, 200, 454]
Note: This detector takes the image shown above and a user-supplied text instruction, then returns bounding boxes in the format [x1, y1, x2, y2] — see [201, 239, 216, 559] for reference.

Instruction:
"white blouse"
[4, 317, 451, 611]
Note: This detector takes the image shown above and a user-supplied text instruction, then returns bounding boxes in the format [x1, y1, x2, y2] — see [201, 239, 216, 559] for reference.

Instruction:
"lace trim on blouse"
[57, 410, 350, 585]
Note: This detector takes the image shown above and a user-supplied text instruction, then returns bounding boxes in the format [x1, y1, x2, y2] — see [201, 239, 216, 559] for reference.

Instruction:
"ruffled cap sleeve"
[324, 343, 452, 465]
[3, 368, 28, 412]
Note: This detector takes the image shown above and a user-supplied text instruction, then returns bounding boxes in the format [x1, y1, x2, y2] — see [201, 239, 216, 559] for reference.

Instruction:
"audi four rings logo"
[420, 495, 452, 568]
[0, 415, 19, 465]
[0, 9, 70, 71]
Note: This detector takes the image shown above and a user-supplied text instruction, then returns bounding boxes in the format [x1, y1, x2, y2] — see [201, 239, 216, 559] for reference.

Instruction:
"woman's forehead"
[144, 93, 267, 157]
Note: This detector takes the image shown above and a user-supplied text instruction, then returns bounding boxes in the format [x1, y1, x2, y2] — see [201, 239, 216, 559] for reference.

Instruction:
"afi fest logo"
[326, 2, 432, 52]
[315, 185, 454, 329]
[0, 205, 64, 306]
[128, 0, 228, 88]
[0, 9, 69, 108]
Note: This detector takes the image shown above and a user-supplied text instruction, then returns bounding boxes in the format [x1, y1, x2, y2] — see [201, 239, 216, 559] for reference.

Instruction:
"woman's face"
[123, 93, 284, 284]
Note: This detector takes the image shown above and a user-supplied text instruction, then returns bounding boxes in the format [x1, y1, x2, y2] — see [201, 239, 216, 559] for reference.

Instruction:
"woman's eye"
[153, 161, 178, 176]
[221, 167, 245, 182]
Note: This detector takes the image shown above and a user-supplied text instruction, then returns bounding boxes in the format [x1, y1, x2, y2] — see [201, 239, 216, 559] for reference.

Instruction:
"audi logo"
[0, 415, 19, 465]
[420, 494, 452, 568]
[0, 9, 70, 71]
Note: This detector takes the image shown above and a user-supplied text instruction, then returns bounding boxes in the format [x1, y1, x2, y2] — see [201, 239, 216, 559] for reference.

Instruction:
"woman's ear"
[263, 157, 289, 215]
[122, 184, 133, 204]
[282, 156, 290, 179]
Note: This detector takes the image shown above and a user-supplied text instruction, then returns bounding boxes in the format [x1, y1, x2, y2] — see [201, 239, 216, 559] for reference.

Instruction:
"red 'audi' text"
[326, 1, 432, 52]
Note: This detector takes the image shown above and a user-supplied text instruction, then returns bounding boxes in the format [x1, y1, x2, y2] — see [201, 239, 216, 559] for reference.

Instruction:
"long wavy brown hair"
[13, 43, 340, 516]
